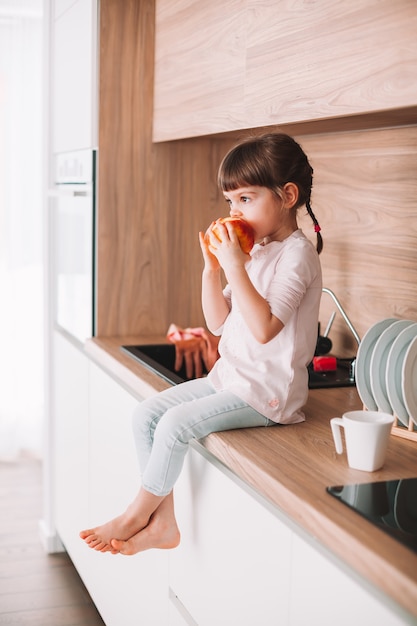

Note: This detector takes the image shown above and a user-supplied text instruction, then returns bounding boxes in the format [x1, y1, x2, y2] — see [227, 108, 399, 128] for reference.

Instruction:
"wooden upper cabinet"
[153, 0, 247, 141]
[153, 0, 417, 142]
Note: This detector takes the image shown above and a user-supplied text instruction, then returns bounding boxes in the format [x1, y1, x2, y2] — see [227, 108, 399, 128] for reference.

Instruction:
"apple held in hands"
[209, 217, 255, 254]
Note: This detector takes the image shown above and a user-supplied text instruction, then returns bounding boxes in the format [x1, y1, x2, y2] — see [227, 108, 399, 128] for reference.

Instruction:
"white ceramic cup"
[330, 410, 394, 472]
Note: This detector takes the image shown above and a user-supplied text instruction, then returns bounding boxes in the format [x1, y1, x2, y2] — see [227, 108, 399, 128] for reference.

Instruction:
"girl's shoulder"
[261, 230, 321, 278]
[251, 229, 315, 258]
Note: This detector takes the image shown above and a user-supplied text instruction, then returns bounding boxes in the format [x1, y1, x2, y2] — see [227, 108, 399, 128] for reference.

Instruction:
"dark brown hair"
[218, 133, 323, 254]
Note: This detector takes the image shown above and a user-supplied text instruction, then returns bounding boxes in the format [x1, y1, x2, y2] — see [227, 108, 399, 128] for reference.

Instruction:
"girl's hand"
[199, 229, 220, 271]
[206, 219, 250, 276]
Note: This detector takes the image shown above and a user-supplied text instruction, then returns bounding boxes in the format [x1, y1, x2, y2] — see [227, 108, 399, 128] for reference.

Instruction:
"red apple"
[210, 217, 255, 254]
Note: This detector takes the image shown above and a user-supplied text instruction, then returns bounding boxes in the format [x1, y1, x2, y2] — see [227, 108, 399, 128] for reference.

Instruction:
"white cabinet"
[88, 362, 140, 519]
[169, 446, 292, 625]
[85, 362, 169, 626]
[289, 533, 406, 626]
[51, 333, 169, 626]
[51, 0, 97, 152]
[52, 331, 90, 567]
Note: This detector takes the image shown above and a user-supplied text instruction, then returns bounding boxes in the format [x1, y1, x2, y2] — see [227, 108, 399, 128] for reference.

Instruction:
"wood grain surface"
[297, 126, 417, 355]
[153, 0, 417, 141]
[97, 0, 417, 367]
[97, 0, 165, 336]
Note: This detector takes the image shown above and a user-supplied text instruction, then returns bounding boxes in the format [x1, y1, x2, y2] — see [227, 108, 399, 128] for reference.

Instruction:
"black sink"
[121, 344, 356, 389]
[121, 343, 206, 385]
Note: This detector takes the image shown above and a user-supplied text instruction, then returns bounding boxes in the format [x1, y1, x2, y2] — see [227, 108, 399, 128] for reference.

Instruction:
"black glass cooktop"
[327, 478, 417, 553]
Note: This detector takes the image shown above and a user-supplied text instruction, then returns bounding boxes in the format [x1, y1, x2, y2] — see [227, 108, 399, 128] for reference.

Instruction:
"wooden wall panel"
[158, 125, 417, 354]
[296, 126, 417, 355]
[153, 0, 417, 142]
[154, 139, 225, 332]
[97, 0, 230, 335]
[97, 0, 166, 336]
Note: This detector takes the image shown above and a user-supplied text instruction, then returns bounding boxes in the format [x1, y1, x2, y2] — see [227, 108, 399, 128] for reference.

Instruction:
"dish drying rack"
[392, 418, 417, 442]
[322, 289, 417, 443]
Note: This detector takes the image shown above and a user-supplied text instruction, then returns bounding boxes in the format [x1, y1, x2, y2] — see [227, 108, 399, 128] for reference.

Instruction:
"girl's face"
[223, 185, 297, 243]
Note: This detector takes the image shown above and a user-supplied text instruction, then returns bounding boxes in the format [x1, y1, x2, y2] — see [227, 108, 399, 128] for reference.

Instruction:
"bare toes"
[99, 544, 116, 553]
[112, 538, 138, 556]
[110, 539, 120, 548]
[79, 529, 94, 540]
[86, 535, 101, 547]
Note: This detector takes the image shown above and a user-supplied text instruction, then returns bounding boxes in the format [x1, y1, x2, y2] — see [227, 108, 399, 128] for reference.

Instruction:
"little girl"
[80, 133, 323, 555]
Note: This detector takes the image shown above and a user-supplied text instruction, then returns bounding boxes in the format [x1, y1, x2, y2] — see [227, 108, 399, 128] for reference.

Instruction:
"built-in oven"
[50, 149, 96, 342]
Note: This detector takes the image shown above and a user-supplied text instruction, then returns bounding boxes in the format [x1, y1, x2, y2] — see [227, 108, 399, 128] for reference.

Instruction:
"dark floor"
[0, 457, 105, 625]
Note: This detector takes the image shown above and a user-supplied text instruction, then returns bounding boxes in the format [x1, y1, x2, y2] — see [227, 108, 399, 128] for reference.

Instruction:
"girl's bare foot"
[111, 514, 180, 555]
[79, 488, 167, 553]
[79, 511, 146, 553]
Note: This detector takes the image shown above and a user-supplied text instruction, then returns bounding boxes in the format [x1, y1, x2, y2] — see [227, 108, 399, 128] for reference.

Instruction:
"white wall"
[0, 0, 44, 459]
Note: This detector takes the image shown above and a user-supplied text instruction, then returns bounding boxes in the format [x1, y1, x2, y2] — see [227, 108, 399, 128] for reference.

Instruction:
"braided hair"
[218, 133, 323, 254]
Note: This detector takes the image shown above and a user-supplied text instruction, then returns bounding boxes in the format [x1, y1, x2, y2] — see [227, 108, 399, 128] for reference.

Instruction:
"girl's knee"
[153, 406, 191, 446]
[132, 399, 160, 437]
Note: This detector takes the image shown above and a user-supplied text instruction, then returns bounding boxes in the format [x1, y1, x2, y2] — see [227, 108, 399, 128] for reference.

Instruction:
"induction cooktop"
[327, 478, 417, 553]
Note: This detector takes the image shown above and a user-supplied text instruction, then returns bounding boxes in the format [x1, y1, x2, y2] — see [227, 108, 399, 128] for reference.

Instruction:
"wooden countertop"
[86, 335, 417, 620]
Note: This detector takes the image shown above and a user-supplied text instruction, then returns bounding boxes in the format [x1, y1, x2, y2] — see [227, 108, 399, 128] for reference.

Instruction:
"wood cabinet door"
[153, 0, 246, 141]
[153, 0, 417, 141]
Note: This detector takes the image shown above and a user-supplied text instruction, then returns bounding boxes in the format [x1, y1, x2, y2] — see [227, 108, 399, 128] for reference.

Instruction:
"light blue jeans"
[132, 378, 274, 496]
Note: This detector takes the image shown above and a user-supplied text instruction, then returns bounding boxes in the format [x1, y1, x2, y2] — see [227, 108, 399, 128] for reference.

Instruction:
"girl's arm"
[225, 265, 283, 344]
[199, 232, 230, 333]
[207, 221, 283, 344]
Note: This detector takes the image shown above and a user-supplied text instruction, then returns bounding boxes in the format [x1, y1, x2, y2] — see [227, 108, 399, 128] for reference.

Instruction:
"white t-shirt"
[207, 229, 322, 424]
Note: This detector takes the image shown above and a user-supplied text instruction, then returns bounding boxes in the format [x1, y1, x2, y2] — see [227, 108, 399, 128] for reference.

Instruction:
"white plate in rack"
[370, 320, 414, 413]
[356, 318, 397, 411]
[402, 335, 417, 426]
[386, 323, 417, 427]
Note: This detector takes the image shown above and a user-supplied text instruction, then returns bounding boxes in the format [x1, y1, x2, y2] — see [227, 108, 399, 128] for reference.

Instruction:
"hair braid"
[306, 199, 323, 254]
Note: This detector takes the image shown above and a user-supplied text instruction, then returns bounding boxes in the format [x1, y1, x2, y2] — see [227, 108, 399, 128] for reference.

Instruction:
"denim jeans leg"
[138, 381, 270, 496]
[132, 378, 217, 474]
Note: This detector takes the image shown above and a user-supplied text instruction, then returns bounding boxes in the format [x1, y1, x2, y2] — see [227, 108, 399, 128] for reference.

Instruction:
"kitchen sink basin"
[121, 344, 356, 389]
[121, 343, 199, 385]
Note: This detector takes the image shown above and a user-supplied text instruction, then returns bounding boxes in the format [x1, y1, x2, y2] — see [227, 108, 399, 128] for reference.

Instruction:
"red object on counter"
[312, 356, 337, 372]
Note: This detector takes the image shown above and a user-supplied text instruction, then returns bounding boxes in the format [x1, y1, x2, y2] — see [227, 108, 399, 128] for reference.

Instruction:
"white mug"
[330, 410, 394, 472]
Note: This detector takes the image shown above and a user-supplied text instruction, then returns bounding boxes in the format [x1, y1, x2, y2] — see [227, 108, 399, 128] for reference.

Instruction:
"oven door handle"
[47, 187, 92, 198]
